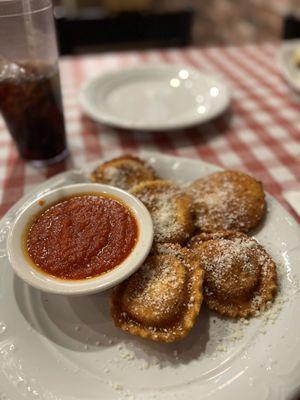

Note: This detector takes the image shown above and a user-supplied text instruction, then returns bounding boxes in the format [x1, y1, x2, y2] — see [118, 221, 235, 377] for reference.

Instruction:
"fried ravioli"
[188, 231, 277, 318]
[130, 180, 193, 244]
[187, 170, 266, 233]
[90, 155, 157, 190]
[110, 243, 204, 342]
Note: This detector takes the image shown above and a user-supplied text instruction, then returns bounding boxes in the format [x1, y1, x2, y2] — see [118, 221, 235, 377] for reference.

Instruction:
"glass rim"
[0, 0, 52, 18]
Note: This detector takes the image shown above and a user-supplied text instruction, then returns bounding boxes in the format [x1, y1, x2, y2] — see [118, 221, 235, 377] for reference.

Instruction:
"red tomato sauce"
[26, 194, 138, 280]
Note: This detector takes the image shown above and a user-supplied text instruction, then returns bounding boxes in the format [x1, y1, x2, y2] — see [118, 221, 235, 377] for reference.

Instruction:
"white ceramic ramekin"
[7, 183, 153, 295]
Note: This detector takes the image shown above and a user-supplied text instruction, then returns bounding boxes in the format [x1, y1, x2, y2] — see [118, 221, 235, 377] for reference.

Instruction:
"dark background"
[53, 0, 300, 55]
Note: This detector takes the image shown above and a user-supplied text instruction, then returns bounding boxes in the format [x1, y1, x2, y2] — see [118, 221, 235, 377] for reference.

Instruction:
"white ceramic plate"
[0, 153, 300, 400]
[278, 40, 300, 92]
[79, 65, 230, 130]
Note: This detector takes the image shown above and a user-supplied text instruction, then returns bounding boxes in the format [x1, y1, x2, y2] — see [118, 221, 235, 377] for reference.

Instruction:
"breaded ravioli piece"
[90, 155, 157, 190]
[187, 170, 266, 233]
[188, 231, 277, 318]
[110, 243, 204, 343]
[130, 180, 193, 244]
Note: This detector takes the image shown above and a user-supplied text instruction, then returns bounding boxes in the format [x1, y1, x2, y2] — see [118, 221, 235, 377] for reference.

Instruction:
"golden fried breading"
[187, 170, 266, 233]
[122, 256, 186, 327]
[110, 243, 204, 342]
[90, 155, 157, 190]
[188, 231, 277, 318]
[130, 180, 193, 244]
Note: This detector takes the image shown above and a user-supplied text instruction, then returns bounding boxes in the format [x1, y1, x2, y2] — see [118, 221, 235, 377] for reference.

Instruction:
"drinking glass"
[0, 0, 68, 165]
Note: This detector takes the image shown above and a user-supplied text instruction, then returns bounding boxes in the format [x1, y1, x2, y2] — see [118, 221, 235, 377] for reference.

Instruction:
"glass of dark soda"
[0, 0, 68, 165]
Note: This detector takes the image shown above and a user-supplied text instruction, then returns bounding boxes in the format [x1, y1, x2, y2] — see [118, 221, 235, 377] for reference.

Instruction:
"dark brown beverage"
[0, 62, 67, 163]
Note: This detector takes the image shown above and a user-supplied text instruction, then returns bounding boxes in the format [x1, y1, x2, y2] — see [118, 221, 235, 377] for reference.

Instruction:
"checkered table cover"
[0, 43, 299, 221]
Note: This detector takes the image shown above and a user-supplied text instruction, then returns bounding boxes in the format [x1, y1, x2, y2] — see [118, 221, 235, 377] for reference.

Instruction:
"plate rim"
[78, 64, 230, 131]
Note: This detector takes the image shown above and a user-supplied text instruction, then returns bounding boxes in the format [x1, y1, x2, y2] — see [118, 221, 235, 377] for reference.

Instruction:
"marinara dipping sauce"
[26, 194, 138, 280]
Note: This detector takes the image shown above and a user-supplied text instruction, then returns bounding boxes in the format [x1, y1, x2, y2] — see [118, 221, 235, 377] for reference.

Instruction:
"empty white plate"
[278, 40, 300, 92]
[79, 65, 230, 130]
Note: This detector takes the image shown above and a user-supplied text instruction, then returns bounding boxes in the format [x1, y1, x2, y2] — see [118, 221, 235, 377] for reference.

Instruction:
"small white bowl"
[7, 183, 153, 295]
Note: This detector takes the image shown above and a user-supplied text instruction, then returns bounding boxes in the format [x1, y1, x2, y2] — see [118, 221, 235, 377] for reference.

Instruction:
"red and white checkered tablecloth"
[0, 42, 299, 221]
